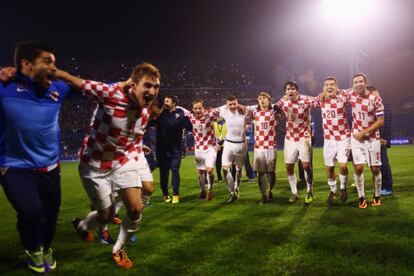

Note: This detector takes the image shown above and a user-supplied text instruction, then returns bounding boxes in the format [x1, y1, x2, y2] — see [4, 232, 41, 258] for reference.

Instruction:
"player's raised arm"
[0, 66, 17, 82]
[55, 69, 84, 88]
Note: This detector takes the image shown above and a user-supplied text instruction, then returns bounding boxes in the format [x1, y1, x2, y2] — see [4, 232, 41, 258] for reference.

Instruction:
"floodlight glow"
[321, 0, 373, 21]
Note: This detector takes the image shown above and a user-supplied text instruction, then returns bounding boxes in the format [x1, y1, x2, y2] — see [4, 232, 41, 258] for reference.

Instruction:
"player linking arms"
[56, 63, 160, 269]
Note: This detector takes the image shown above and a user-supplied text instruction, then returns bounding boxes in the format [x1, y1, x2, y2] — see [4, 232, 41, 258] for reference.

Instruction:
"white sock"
[98, 224, 108, 233]
[339, 174, 347, 190]
[225, 170, 235, 194]
[288, 174, 298, 195]
[304, 171, 312, 192]
[354, 173, 365, 198]
[113, 214, 142, 253]
[79, 210, 98, 232]
[374, 172, 382, 197]
[328, 178, 337, 193]
[207, 173, 214, 191]
[114, 199, 123, 214]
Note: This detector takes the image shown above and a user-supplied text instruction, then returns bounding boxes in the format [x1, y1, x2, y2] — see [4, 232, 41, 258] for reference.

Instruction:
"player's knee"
[338, 164, 347, 174]
[285, 163, 294, 172]
[206, 168, 213, 174]
[143, 182, 154, 195]
[371, 166, 381, 175]
[97, 208, 113, 224]
[126, 203, 144, 220]
[354, 165, 363, 175]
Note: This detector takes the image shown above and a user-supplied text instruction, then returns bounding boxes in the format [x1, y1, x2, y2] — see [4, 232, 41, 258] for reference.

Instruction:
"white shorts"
[253, 148, 277, 172]
[284, 138, 312, 164]
[351, 138, 382, 166]
[222, 140, 247, 168]
[79, 158, 142, 210]
[137, 152, 153, 182]
[195, 147, 217, 170]
[323, 138, 351, 167]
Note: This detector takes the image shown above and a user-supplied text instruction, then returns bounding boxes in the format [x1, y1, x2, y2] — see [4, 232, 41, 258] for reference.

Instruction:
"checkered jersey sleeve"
[208, 107, 220, 118]
[304, 96, 319, 108]
[81, 80, 118, 100]
[184, 110, 192, 118]
[374, 96, 384, 117]
[274, 100, 286, 117]
[341, 89, 353, 101]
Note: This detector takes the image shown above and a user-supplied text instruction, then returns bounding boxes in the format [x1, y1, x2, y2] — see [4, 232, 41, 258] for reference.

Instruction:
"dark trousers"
[1, 167, 61, 252]
[381, 146, 393, 191]
[159, 156, 181, 196]
[216, 148, 223, 180]
[145, 152, 157, 172]
[244, 151, 255, 179]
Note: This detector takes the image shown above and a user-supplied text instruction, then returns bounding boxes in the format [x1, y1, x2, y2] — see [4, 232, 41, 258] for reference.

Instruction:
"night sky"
[2, 0, 414, 101]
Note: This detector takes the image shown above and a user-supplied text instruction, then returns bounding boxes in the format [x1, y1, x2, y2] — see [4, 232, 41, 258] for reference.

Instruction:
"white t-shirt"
[219, 106, 248, 142]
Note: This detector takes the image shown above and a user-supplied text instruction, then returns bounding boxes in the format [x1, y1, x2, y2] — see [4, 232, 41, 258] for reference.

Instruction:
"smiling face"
[26, 51, 57, 88]
[130, 75, 160, 107]
[323, 79, 338, 97]
[192, 101, 205, 118]
[352, 75, 367, 95]
[226, 99, 238, 112]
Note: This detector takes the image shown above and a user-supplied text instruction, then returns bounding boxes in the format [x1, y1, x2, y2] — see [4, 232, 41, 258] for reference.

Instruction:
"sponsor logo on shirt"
[50, 91, 59, 101]
[16, 84, 28, 92]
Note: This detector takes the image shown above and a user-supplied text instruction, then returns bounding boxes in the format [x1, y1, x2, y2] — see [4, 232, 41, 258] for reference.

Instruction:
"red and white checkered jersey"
[317, 91, 351, 141]
[345, 89, 384, 141]
[248, 106, 280, 149]
[79, 80, 149, 170]
[185, 108, 219, 151]
[276, 95, 318, 142]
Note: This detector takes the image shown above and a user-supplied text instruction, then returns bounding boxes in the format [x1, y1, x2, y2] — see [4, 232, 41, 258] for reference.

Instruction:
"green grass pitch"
[1, 145, 413, 275]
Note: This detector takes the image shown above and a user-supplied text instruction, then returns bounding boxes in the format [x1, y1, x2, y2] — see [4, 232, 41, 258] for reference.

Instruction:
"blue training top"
[0, 73, 72, 168]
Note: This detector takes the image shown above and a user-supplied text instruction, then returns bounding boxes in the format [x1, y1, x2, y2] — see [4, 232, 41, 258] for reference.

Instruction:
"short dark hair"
[324, 76, 337, 83]
[165, 95, 177, 105]
[352, 73, 367, 83]
[284, 80, 298, 91]
[366, 85, 377, 92]
[14, 41, 55, 72]
[226, 95, 237, 102]
[130, 62, 161, 83]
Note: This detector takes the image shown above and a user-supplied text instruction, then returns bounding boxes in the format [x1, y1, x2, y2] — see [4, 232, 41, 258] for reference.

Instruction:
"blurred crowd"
[58, 58, 274, 158]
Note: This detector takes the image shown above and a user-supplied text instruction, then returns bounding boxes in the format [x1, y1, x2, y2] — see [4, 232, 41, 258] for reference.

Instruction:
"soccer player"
[248, 92, 280, 204]
[0, 41, 74, 273]
[219, 96, 251, 203]
[275, 81, 318, 204]
[152, 95, 192, 204]
[56, 63, 160, 269]
[318, 77, 351, 205]
[366, 87, 393, 196]
[348, 73, 384, 208]
[184, 99, 220, 200]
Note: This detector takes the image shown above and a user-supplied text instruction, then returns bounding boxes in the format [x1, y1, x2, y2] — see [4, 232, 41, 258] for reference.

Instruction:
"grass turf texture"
[0, 145, 413, 275]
